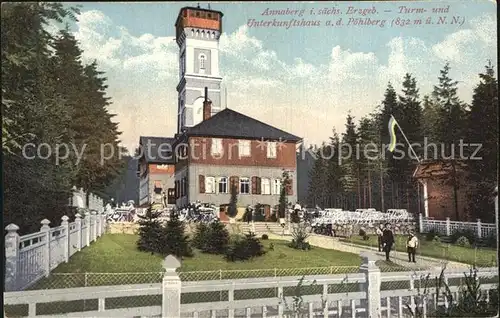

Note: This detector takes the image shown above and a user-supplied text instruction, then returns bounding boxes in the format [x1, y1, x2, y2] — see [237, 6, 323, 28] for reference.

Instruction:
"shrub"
[192, 222, 210, 250]
[288, 223, 311, 250]
[261, 234, 269, 240]
[158, 210, 193, 258]
[224, 232, 266, 262]
[432, 235, 441, 243]
[482, 232, 497, 249]
[201, 220, 230, 254]
[451, 229, 477, 245]
[359, 228, 369, 240]
[425, 229, 440, 241]
[456, 236, 471, 247]
[270, 214, 278, 222]
[269, 242, 274, 250]
[136, 205, 163, 254]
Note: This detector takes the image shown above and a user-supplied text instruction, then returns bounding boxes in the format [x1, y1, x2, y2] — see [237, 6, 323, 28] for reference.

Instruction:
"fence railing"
[4, 212, 107, 292]
[419, 213, 497, 238]
[4, 252, 498, 317]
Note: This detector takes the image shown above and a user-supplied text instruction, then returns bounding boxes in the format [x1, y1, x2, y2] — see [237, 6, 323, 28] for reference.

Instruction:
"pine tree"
[422, 95, 440, 144]
[158, 210, 193, 258]
[192, 222, 210, 250]
[466, 62, 498, 222]
[202, 220, 230, 254]
[340, 112, 359, 210]
[432, 63, 467, 153]
[278, 170, 290, 218]
[136, 205, 163, 253]
[308, 144, 329, 207]
[327, 131, 346, 208]
[227, 183, 238, 217]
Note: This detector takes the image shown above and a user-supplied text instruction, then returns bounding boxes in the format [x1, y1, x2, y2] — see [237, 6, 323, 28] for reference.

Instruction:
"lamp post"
[495, 186, 498, 267]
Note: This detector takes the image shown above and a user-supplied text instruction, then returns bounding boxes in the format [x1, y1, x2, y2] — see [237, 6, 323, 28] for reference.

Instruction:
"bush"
[456, 236, 471, 247]
[451, 229, 477, 245]
[136, 205, 163, 254]
[425, 229, 440, 241]
[158, 211, 193, 258]
[288, 223, 311, 250]
[201, 220, 229, 254]
[483, 232, 497, 248]
[359, 228, 369, 240]
[433, 235, 441, 243]
[192, 222, 210, 250]
[224, 232, 265, 262]
[261, 234, 269, 240]
[270, 214, 278, 222]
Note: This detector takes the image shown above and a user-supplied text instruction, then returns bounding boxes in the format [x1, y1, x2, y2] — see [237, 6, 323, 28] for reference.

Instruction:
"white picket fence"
[418, 213, 497, 238]
[4, 212, 108, 292]
[4, 252, 498, 317]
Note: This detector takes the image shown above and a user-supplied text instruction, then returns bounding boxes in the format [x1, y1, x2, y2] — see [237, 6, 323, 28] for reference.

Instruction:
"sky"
[52, 1, 497, 152]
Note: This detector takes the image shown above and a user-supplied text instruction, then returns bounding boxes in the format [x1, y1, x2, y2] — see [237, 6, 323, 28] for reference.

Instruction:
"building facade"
[137, 137, 176, 209]
[413, 160, 470, 221]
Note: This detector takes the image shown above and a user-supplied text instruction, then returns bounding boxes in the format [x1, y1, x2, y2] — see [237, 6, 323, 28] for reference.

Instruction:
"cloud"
[63, 10, 496, 150]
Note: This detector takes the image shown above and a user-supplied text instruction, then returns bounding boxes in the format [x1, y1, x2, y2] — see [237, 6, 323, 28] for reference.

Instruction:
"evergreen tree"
[136, 205, 163, 253]
[422, 95, 440, 144]
[327, 130, 346, 208]
[357, 116, 380, 208]
[2, 3, 80, 233]
[202, 220, 230, 254]
[192, 222, 210, 250]
[307, 144, 329, 207]
[158, 210, 193, 258]
[227, 183, 238, 217]
[466, 62, 498, 222]
[432, 63, 467, 153]
[278, 170, 290, 218]
[340, 112, 359, 210]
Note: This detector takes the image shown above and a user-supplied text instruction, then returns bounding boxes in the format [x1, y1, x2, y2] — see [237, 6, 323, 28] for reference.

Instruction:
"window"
[261, 178, 271, 195]
[238, 140, 251, 157]
[267, 142, 277, 158]
[273, 179, 281, 195]
[240, 177, 250, 194]
[211, 138, 222, 156]
[167, 188, 176, 204]
[154, 181, 162, 194]
[218, 177, 228, 194]
[205, 176, 215, 193]
[199, 54, 206, 69]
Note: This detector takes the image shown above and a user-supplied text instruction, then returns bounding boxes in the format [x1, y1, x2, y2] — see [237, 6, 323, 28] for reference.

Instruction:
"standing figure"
[406, 232, 419, 263]
[382, 223, 395, 261]
[376, 224, 384, 252]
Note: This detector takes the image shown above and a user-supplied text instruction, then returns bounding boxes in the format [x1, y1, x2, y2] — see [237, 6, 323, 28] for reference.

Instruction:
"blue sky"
[58, 1, 497, 151]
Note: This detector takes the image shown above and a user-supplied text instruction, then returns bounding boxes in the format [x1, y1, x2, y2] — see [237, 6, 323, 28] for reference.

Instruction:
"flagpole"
[391, 115, 421, 163]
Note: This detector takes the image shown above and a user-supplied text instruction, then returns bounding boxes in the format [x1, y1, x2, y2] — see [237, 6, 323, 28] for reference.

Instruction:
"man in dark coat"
[382, 223, 395, 261]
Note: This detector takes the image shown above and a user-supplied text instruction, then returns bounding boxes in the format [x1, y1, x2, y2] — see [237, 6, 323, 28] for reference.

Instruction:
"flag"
[387, 115, 398, 152]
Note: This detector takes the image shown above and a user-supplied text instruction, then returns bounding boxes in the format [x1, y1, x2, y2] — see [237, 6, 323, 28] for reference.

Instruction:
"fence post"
[445, 217, 451, 236]
[91, 211, 97, 242]
[101, 211, 107, 234]
[61, 216, 70, 263]
[476, 219, 482, 239]
[75, 214, 82, 251]
[85, 212, 91, 247]
[95, 211, 100, 238]
[162, 255, 182, 318]
[359, 251, 381, 318]
[40, 219, 51, 277]
[5, 224, 20, 291]
[418, 213, 424, 233]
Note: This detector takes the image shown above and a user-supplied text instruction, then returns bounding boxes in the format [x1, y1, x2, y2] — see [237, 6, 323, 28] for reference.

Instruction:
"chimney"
[203, 86, 212, 121]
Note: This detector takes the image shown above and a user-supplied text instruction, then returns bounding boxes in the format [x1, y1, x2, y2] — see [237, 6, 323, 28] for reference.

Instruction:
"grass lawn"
[341, 234, 497, 267]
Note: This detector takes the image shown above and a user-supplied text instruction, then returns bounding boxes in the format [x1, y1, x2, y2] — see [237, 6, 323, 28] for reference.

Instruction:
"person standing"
[376, 224, 384, 252]
[406, 232, 419, 263]
[382, 223, 395, 261]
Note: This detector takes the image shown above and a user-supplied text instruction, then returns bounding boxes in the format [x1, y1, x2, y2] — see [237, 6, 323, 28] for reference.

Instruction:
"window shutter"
[199, 175, 205, 193]
[251, 176, 257, 194]
[256, 177, 262, 194]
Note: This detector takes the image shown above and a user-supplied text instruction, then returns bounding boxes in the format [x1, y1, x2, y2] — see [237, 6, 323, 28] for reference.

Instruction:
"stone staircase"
[225, 222, 287, 236]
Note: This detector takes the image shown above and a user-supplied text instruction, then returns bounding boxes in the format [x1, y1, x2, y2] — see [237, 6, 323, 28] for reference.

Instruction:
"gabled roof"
[184, 108, 302, 142]
[413, 160, 468, 179]
[139, 136, 175, 164]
